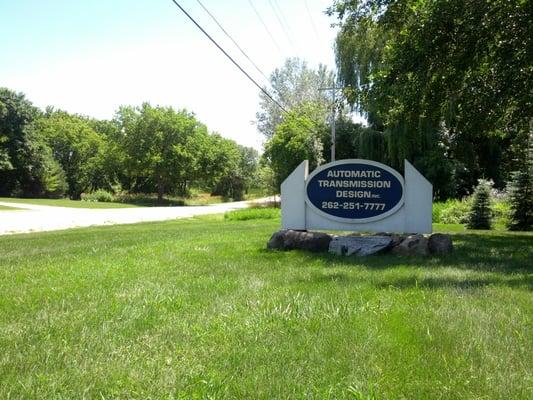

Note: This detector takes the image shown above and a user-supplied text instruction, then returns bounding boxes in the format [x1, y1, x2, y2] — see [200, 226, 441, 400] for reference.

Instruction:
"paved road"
[0, 198, 277, 235]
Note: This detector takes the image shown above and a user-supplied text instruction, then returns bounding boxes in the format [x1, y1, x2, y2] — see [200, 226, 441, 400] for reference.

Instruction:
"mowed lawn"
[0, 205, 22, 211]
[0, 197, 139, 209]
[0, 216, 531, 399]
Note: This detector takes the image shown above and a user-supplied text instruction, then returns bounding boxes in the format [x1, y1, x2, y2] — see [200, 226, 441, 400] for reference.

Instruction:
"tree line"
[0, 88, 259, 201]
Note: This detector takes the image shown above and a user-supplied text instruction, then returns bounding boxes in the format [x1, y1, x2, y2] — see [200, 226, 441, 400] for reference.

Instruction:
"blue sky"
[0, 0, 338, 149]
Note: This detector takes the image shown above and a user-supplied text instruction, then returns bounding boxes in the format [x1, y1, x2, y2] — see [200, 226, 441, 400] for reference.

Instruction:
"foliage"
[256, 58, 334, 139]
[264, 103, 328, 188]
[329, 0, 532, 197]
[237, 146, 260, 194]
[202, 135, 255, 201]
[2, 89, 259, 203]
[507, 136, 533, 231]
[36, 110, 106, 199]
[115, 104, 202, 201]
[333, 117, 387, 162]
[81, 189, 115, 203]
[0, 88, 67, 197]
[224, 207, 280, 221]
[255, 164, 278, 195]
[467, 179, 493, 230]
[432, 199, 471, 225]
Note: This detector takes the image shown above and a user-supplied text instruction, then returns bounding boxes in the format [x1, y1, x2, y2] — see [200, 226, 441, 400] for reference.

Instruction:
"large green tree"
[115, 104, 206, 201]
[256, 58, 335, 139]
[37, 110, 105, 199]
[0, 88, 66, 197]
[264, 103, 328, 188]
[329, 0, 532, 197]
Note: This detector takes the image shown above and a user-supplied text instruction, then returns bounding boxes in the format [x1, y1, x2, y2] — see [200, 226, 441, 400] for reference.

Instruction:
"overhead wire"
[194, 0, 271, 84]
[168, 0, 287, 113]
[247, 0, 284, 58]
[267, 0, 298, 54]
[272, 0, 297, 42]
[303, 0, 320, 41]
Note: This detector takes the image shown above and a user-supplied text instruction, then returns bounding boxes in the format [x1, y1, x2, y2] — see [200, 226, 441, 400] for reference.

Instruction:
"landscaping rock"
[391, 234, 429, 256]
[329, 235, 392, 256]
[428, 233, 453, 255]
[267, 230, 332, 252]
[267, 230, 286, 250]
[373, 232, 405, 247]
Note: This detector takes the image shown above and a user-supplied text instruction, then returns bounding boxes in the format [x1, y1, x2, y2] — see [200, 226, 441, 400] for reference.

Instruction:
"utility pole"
[319, 85, 342, 162]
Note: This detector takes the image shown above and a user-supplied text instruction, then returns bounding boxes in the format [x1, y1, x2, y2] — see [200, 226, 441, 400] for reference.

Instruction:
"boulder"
[428, 233, 453, 255]
[391, 234, 429, 256]
[329, 235, 392, 256]
[373, 232, 405, 247]
[267, 230, 332, 252]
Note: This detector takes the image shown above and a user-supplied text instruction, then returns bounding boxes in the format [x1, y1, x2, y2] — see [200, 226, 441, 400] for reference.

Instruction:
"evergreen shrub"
[466, 180, 493, 230]
[507, 169, 532, 231]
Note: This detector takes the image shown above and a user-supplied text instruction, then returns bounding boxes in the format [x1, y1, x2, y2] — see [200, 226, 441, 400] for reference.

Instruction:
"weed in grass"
[224, 207, 280, 221]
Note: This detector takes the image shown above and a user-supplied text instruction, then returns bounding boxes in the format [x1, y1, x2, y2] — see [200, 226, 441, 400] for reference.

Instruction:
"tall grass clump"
[81, 189, 115, 203]
[432, 198, 471, 224]
[224, 207, 280, 221]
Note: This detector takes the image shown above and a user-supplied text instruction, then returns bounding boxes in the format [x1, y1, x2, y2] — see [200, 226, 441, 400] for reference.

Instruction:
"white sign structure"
[281, 159, 433, 234]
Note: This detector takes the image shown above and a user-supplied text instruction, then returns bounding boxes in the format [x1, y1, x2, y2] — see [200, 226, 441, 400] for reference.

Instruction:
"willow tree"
[329, 0, 532, 198]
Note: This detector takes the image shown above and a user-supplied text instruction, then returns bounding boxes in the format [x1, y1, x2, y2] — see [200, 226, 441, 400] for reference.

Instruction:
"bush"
[81, 189, 115, 203]
[493, 201, 511, 227]
[224, 207, 280, 221]
[432, 199, 471, 224]
[466, 179, 493, 230]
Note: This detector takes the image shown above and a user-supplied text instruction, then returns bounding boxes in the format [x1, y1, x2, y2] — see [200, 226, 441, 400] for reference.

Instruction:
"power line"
[268, 0, 298, 54]
[303, 0, 320, 41]
[169, 0, 287, 113]
[195, 0, 270, 84]
[273, 0, 297, 42]
[247, 0, 284, 57]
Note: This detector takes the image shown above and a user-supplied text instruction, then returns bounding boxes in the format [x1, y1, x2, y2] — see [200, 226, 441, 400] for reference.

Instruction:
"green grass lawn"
[0, 197, 139, 209]
[0, 217, 531, 399]
[0, 205, 22, 211]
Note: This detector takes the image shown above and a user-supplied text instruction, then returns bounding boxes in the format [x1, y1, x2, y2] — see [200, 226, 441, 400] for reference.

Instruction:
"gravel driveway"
[0, 198, 275, 235]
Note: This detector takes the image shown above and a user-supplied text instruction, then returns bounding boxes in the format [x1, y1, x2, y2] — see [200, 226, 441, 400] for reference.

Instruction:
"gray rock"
[267, 230, 332, 252]
[267, 230, 286, 250]
[428, 233, 453, 255]
[373, 232, 405, 247]
[391, 234, 429, 256]
[329, 235, 393, 256]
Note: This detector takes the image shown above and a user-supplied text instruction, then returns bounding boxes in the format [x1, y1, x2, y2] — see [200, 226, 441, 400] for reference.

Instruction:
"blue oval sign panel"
[305, 159, 405, 223]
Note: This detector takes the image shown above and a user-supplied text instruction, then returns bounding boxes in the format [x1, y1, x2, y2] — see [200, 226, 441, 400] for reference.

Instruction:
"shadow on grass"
[265, 231, 533, 275]
[296, 270, 531, 290]
[372, 275, 531, 290]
